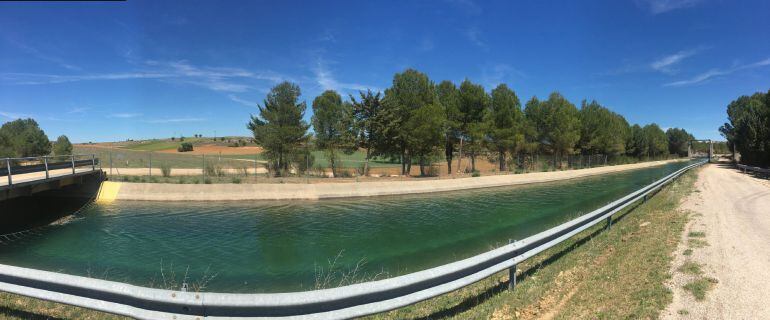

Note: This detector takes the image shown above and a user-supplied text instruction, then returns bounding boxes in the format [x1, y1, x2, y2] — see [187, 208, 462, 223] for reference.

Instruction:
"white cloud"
[145, 117, 206, 124]
[463, 27, 486, 48]
[7, 39, 81, 71]
[66, 107, 90, 114]
[481, 64, 526, 88]
[0, 111, 32, 119]
[664, 57, 770, 86]
[650, 48, 701, 74]
[1, 60, 290, 94]
[638, 0, 703, 14]
[228, 94, 257, 107]
[107, 113, 142, 118]
[313, 59, 381, 93]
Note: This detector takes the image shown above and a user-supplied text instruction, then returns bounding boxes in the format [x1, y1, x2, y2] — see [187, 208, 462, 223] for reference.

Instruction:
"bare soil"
[663, 163, 770, 319]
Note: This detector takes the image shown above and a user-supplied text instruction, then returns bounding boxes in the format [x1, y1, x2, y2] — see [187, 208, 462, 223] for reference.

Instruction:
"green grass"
[678, 261, 704, 276]
[688, 238, 709, 248]
[74, 145, 252, 169]
[688, 231, 706, 238]
[683, 277, 718, 301]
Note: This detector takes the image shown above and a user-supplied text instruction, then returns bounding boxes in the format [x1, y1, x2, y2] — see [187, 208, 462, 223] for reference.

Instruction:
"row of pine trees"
[248, 69, 694, 176]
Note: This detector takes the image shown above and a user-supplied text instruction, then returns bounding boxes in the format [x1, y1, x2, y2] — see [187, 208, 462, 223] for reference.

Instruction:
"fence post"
[149, 152, 152, 177]
[202, 154, 206, 180]
[109, 151, 113, 176]
[71, 155, 76, 174]
[5, 158, 11, 186]
[43, 156, 50, 179]
[508, 239, 517, 290]
[92, 154, 96, 171]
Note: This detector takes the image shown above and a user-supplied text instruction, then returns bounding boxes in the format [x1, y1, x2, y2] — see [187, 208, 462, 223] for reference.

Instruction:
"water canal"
[0, 160, 694, 292]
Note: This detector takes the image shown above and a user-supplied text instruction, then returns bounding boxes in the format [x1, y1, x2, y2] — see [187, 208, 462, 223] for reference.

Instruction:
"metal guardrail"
[0, 160, 706, 319]
[1, 154, 99, 187]
[737, 164, 770, 176]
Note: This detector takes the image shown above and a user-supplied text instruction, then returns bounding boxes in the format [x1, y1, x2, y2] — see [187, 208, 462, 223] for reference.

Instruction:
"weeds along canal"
[0, 160, 695, 293]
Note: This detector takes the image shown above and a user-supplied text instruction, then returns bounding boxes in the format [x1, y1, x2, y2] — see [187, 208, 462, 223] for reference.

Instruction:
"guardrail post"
[71, 155, 76, 174]
[43, 156, 49, 179]
[508, 239, 517, 290]
[606, 216, 612, 230]
[5, 158, 11, 186]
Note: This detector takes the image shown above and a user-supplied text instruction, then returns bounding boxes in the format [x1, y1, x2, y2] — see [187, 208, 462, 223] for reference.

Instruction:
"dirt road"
[664, 164, 770, 319]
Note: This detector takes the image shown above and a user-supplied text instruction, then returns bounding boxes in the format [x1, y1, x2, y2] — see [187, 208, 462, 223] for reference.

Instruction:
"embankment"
[97, 159, 687, 202]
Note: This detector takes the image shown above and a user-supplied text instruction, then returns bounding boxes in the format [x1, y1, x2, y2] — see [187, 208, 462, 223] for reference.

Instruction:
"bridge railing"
[1, 154, 100, 187]
[0, 160, 706, 319]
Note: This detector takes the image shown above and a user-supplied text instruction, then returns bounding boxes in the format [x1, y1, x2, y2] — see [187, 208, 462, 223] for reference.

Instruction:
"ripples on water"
[0, 162, 690, 292]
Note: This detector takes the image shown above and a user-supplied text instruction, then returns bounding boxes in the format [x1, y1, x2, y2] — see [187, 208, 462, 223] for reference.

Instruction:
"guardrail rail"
[0, 160, 706, 319]
[737, 164, 770, 177]
[1, 154, 100, 188]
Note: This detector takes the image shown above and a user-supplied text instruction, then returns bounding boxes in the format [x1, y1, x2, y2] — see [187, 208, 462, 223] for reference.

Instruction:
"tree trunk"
[419, 157, 426, 176]
[457, 137, 464, 174]
[330, 150, 336, 177]
[363, 148, 370, 177]
[405, 153, 412, 176]
[471, 152, 476, 172]
[499, 149, 506, 171]
[401, 149, 407, 176]
[445, 140, 453, 174]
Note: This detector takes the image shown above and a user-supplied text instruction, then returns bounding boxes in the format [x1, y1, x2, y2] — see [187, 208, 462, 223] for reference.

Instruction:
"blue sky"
[0, 0, 768, 142]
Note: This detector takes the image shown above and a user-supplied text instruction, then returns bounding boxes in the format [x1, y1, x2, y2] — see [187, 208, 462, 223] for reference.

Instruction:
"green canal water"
[0, 161, 693, 293]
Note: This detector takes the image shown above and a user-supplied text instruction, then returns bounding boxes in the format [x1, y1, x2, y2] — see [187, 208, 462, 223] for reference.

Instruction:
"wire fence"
[73, 145, 684, 183]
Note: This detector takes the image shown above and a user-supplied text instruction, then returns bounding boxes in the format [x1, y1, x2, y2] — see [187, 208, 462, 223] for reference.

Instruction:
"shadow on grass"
[412, 200, 645, 320]
[0, 306, 65, 320]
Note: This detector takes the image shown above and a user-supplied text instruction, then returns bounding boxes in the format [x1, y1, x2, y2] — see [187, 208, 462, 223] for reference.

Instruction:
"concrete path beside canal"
[664, 163, 770, 319]
[97, 159, 687, 202]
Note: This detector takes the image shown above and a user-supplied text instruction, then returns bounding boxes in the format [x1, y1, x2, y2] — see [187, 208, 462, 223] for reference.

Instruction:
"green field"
[73, 145, 400, 170]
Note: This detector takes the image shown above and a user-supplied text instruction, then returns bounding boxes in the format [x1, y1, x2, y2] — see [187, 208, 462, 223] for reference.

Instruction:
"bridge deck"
[0, 167, 100, 191]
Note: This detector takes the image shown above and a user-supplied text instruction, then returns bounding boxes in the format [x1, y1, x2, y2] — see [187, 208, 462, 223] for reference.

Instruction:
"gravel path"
[663, 163, 770, 319]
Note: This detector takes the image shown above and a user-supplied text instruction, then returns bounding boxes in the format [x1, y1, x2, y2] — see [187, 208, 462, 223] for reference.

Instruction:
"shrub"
[178, 142, 193, 152]
[160, 162, 172, 177]
[471, 170, 481, 177]
[231, 177, 241, 184]
[204, 178, 212, 184]
[426, 165, 439, 177]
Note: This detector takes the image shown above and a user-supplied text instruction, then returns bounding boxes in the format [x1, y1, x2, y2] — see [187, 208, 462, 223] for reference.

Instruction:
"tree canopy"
[719, 89, 770, 166]
[666, 128, 694, 157]
[52, 135, 73, 156]
[247, 81, 310, 175]
[312, 90, 355, 176]
[485, 84, 524, 170]
[578, 100, 629, 156]
[0, 118, 51, 158]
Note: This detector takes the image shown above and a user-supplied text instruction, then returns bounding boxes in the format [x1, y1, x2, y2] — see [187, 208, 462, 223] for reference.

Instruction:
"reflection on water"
[0, 161, 692, 292]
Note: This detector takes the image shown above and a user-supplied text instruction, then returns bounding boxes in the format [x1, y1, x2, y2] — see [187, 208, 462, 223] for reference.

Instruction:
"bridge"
[1, 154, 103, 201]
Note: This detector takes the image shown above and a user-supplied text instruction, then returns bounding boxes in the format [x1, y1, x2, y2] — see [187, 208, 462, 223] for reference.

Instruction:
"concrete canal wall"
[95, 159, 688, 202]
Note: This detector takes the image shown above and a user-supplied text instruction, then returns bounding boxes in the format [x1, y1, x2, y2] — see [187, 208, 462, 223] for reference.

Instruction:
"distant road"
[665, 164, 770, 318]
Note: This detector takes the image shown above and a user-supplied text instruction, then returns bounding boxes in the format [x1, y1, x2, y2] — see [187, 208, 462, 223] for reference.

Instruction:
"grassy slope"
[0, 169, 697, 319]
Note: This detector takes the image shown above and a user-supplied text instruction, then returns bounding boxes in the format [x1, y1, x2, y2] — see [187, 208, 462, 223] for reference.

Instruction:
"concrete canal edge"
[95, 159, 689, 202]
